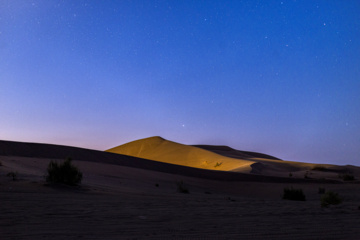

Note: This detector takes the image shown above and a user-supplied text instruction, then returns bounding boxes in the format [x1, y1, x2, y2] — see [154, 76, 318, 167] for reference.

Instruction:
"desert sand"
[1, 137, 360, 239]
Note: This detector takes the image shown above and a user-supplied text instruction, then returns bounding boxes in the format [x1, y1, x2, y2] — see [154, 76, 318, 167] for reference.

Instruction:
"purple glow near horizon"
[1, 1, 359, 165]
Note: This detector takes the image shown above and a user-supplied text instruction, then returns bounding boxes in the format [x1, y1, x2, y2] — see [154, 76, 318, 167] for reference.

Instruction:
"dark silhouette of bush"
[312, 165, 327, 171]
[214, 162, 222, 168]
[46, 158, 82, 186]
[339, 173, 355, 181]
[6, 171, 18, 181]
[283, 187, 306, 201]
[321, 191, 342, 207]
[177, 181, 189, 194]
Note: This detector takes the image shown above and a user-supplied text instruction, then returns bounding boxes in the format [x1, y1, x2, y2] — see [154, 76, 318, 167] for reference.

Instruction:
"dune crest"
[106, 136, 255, 172]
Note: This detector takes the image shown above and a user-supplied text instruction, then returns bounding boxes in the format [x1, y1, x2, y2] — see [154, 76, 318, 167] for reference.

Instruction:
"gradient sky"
[1, 0, 359, 165]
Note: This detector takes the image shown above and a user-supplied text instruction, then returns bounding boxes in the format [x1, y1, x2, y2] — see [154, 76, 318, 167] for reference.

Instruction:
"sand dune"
[106, 136, 359, 180]
[106, 136, 256, 172]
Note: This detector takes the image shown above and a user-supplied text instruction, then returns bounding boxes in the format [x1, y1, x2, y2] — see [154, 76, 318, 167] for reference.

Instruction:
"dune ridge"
[193, 144, 281, 160]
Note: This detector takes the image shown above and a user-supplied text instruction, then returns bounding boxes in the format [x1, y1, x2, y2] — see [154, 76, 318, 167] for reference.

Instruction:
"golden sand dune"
[106, 136, 256, 172]
[106, 136, 360, 180]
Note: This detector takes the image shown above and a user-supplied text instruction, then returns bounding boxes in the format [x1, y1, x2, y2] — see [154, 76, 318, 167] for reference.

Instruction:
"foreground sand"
[1, 155, 360, 239]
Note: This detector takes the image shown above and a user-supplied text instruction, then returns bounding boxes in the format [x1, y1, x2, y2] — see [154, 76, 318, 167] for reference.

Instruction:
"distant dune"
[106, 136, 256, 172]
[106, 136, 360, 180]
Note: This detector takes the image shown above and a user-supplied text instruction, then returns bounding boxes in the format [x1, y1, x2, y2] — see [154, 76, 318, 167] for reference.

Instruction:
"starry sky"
[1, 0, 359, 165]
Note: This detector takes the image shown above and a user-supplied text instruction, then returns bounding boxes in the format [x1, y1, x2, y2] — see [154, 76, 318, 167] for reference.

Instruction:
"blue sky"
[1, 0, 359, 165]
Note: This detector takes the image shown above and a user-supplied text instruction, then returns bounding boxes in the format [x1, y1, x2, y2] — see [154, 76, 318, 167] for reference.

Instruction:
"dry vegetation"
[321, 191, 343, 207]
[283, 187, 306, 201]
[46, 158, 82, 186]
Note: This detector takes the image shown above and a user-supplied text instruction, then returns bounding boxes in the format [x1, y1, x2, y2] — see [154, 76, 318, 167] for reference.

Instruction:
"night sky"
[1, 1, 359, 165]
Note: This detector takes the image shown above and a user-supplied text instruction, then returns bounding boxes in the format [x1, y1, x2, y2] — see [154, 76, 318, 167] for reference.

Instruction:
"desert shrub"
[312, 165, 327, 171]
[6, 171, 18, 181]
[46, 158, 82, 186]
[214, 162, 222, 168]
[0, 161, 2, 166]
[321, 191, 342, 207]
[339, 173, 355, 181]
[318, 187, 326, 194]
[177, 181, 189, 194]
[289, 172, 293, 177]
[283, 187, 306, 201]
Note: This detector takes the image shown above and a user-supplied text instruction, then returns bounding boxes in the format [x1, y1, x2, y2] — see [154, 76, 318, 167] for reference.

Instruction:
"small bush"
[0, 161, 2, 166]
[312, 165, 327, 171]
[6, 172, 18, 181]
[46, 158, 82, 186]
[283, 187, 306, 201]
[321, 191, 342, 207]
[339, 173, 355, 181]
[289, 172, 293, 177]
[177, 181, 189, 194]
[214, 162, 222, 168]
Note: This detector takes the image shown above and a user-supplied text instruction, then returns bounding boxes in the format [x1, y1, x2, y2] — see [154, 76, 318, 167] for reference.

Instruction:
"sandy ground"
[1, 155, 360, 239]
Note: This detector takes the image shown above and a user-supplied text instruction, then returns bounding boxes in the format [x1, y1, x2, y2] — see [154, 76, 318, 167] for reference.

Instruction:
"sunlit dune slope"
[106, 136, 255, 172]
[193, 145, 281, 160]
